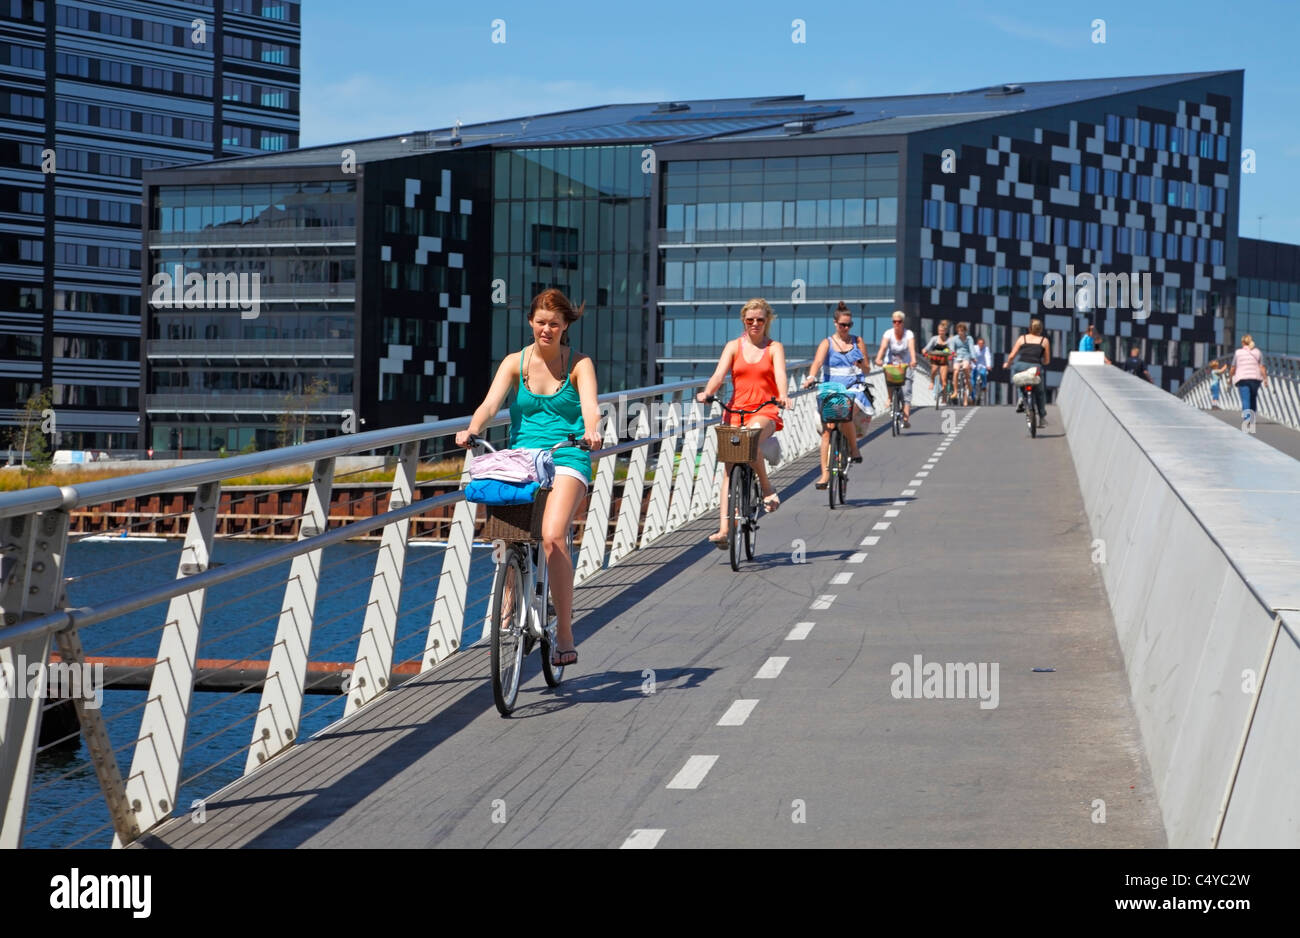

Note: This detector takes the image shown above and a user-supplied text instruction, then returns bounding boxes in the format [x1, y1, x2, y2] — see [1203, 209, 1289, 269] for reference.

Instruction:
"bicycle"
[971, 365, 989, 405]
[706, 396, 781, 572]
[953, 361, 973, 406]
[816, 383, 853, 508]
[882, 364, 908, 436]
[466, 434, 590, 716]
[1011, 367, 1042, 438]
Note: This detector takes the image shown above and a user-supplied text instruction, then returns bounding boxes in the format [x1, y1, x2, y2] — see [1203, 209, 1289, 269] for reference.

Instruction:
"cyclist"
[455, 288, 603, 669]
[972, 336, 992, 403]
[697, 298, 789, 548]
[874, 310, 918, 428]
[1003, 318, 1051, 427]
[949, 322, 976, 405]
[801, 301, 872, 489]
[923, 319, 954, 402]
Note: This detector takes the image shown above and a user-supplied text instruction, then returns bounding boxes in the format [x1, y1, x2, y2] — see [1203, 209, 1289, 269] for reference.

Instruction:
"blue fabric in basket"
[464, 478, 540, 506]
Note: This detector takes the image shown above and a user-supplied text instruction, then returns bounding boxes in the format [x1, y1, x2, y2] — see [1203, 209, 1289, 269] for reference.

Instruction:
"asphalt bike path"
[141, 402, 1164, 848]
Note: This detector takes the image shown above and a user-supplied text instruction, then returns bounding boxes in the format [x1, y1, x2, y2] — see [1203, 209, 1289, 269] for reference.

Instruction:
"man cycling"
[972, 337, 992, 404]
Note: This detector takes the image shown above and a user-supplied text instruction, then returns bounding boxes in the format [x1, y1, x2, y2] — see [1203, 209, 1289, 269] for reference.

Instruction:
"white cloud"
[300, 74, 672, 147]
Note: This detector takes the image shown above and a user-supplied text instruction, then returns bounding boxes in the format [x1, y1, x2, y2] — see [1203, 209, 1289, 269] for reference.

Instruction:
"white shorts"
[553, 465, 590, 488]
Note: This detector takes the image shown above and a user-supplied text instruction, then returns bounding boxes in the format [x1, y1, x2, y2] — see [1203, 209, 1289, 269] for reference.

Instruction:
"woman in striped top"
[1230, 334, 1268, 434]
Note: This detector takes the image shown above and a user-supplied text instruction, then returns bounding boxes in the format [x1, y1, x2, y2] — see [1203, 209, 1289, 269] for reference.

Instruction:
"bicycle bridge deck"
[135, 402, 1165, 849]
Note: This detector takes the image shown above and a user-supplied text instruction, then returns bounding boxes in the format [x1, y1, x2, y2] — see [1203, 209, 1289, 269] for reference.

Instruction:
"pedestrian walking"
[1229, 335, 1268, 434]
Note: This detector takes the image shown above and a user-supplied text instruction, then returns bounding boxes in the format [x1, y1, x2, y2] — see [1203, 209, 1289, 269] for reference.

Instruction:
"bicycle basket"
[714, 425, 761, 464]
[1011, 368, 1042, 387]
[883, 364, 907, 386]
[819, 393, 853, 422]
[482, 487, 550, 542]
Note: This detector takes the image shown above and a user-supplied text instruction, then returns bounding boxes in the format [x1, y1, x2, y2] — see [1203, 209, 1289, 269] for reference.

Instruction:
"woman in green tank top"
[456, 290, 602, 668]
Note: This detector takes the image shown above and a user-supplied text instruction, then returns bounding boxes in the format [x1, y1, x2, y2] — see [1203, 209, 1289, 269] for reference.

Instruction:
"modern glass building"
[0, 0, 300, 451]
[140, 69, 1255, 452]
[1236, 237, 1300, 356]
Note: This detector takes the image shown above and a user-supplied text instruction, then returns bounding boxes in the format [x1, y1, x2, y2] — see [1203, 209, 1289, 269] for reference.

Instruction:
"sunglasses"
[743, 317, 766, 324]
[836, 320, 853, 327]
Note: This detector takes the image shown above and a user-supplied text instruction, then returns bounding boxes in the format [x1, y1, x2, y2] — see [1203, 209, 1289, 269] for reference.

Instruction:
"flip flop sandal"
[551, 648, 578, 667]
[814, 481, 829, 490]
[708, 533, 729, 550]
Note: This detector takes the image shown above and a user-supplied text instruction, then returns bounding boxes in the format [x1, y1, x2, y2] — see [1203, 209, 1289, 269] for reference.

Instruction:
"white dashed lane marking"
[909, 479, 923, 486]
[847, 552, 868, 563]
[831, 571, 853, 584]
[786, 621, 815, 640]
[873, 522, 890, 530]
[902, 489, 916, 496]
[811, 594, 837, 609]
[884, 509, 900, 517]
[861, 536, 880, 546]
[717, 699, 760, 726]
[621, 829, 666, 849]
[667, 755, 718, 790]
[755, 657, 789, 679]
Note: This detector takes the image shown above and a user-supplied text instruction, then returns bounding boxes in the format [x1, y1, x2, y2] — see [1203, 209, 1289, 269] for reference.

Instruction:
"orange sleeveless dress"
[727, 337, 783, 431]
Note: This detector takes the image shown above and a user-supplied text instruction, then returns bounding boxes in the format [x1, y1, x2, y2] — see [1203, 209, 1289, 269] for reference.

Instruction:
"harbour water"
[25, 538, 499, 848]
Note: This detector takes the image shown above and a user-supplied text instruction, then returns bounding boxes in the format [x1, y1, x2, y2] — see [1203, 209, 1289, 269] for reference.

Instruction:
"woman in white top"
[874, 310, 918, 427]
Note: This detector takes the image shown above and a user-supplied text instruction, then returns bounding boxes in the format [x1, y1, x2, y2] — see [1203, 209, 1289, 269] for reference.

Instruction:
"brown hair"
[955, 321, 968, 334]
[834, 300, 850, 321]
[1029, 318, 1044, 336]
[937, 319, 950, 333]
[529, 288, 585, 346]
[739, 297, 775, 339]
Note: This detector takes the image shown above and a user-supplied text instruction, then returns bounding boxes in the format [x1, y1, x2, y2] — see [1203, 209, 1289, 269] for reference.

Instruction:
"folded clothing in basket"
[468, 448, 554, 487]
[464, 478, 540, 506]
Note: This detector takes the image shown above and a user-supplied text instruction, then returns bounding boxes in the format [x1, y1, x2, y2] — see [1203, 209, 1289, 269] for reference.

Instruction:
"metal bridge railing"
[1176, 353, 1300, 431]
[0, 366, 821, 848]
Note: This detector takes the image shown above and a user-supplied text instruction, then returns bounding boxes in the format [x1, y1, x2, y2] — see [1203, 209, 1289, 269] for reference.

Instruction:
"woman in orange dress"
[695, 298, 789, 548]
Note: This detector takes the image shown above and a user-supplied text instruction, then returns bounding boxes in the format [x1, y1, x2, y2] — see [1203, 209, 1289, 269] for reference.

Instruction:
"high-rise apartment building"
[0, 0, 299, 450]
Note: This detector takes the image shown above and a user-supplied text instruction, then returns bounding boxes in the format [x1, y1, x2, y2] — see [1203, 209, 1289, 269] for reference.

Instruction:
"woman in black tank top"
[1004, 319, 1051, 421]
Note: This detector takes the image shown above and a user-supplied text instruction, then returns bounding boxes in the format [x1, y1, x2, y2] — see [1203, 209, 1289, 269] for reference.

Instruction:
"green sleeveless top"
[509, 346, 592, 479]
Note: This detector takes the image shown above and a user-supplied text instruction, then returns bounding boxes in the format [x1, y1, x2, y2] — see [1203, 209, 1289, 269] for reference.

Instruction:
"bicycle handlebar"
[703, 395, 783, 415]
[464, 432, 591, 453]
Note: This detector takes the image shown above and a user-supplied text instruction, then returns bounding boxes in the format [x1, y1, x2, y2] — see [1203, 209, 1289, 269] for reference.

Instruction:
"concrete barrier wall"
[1059, 359, 1300, 848]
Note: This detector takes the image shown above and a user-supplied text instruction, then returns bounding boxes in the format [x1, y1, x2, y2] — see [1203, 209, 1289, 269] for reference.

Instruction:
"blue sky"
[300, 0, 1300, 244]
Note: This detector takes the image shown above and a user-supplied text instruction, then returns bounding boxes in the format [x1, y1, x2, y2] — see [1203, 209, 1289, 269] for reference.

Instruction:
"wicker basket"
[481, 488, 549, 542]
[883, 364, 908, 386]
[714, 425, 761, 464]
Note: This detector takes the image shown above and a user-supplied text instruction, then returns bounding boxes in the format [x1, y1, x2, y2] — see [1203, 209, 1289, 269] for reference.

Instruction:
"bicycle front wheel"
[836, 432, 849, 505]
[728, 463, 746, 571]
[489, 548, 527, 716]
[745, 471, 761, 561]
[828, 427, 840, 509]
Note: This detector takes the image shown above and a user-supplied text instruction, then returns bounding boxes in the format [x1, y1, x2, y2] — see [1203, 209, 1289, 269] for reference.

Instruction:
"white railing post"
[425, 449, 477, 667]
[608, 408, 650, 567]
[640, 392, 681, 547]
[345, 442, 418, 717]
[118, 480, 220, 842]
[666, 398, 703, 531]
[690, 401, 722, 519]
[0, 509, 75, 848]
[246, 457, 335, 774]
[575, 416, 619, 585]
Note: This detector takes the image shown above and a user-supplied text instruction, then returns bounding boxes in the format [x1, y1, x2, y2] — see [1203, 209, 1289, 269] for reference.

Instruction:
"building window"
[1105, 114, 1120, 142]
[1103, 169, 1117, 197]
[1084, 166, 1099, 194]
[1069, 164, 1081, 192]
